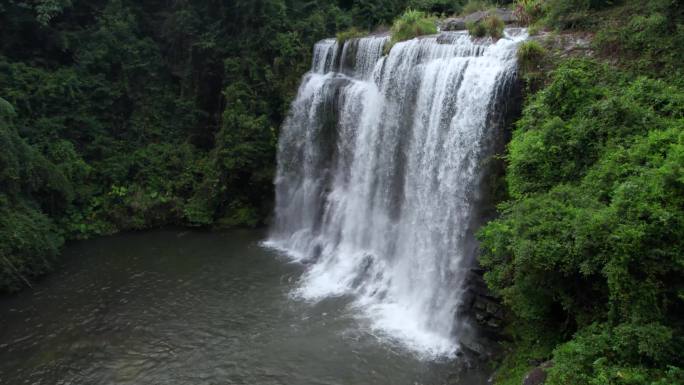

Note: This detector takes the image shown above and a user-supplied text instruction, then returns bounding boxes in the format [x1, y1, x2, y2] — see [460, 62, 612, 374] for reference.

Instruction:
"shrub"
[467, 20, 488, 37]
[336, 27, 367, 43]
[479, 59, 684, 385]
[514, 0, 545, 25]
[461, 0, 493, 15]
[467, 14, 504, 39]
[517, 40, 547, 73]
[387, 9, 437, 50]
[406, 0, 463, 15]
[483, 14, 505, 38]
[544, 0, 591, 30]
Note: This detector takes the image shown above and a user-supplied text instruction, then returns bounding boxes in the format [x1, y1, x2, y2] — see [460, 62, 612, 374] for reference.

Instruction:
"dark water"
[0, 230, 490, 385]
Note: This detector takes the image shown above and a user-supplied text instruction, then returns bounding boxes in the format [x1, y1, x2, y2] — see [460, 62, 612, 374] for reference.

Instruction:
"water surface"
[0, 230, 489, 385]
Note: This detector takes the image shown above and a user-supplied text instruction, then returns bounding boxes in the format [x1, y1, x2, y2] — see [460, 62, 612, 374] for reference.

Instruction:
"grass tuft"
[517, 40, 547, 72]
[336, 27, 367, 43]
[467, 14, 504, 39]
[386, 9, 437, 53]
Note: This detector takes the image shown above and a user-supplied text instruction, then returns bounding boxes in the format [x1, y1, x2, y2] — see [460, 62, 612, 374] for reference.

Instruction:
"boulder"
[523, 361, 553, 385]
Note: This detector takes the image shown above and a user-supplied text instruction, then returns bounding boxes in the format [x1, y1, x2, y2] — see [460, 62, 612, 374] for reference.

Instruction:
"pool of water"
[0, 229, 490, 385]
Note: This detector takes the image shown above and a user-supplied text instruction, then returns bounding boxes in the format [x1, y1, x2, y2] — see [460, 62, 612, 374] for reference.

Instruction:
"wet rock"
[458, 267, 507, 346]
[459, 331, 489, 358]
[523, 361, 553, 385]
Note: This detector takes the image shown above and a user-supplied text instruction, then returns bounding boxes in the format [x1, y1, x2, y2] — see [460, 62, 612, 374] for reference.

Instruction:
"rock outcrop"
[441, 8, 518, 31]
[523, 361, 554, 385]
[456, 267, 508, 360]
[461, 267, 506, 337]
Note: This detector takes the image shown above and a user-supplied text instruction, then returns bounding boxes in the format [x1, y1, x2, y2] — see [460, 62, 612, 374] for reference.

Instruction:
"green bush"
[0, 0, 358, 291]
[514, 0, 545, 25]
[387, 9, 437, 50]
[406, 0, 464, 15]
[484, 14, 505, 38]
[462, 0, 494, 15]
[479, 59, 684, 385]
[336, 27, 367, 42]
[594, 0, 684, 81]
[467, 14, 504, 39]
[544, 0, 591, 29]
[467, 19, 488, 37]
[0, 199, 63, 292]
[517, 40, 547, 73]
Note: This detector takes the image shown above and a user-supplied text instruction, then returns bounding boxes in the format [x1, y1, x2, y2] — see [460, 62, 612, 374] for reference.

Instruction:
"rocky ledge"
[456, 267, 508, 360]
[440, 8, 518, 31]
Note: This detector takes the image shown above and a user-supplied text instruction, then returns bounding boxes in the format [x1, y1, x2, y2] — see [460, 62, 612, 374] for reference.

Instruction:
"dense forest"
[478, 1, 684, 384]
[0, 0, 473, 292]
[1, 0, 683, 384]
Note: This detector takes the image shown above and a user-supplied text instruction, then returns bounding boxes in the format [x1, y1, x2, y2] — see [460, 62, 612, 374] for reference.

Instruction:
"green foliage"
[594, 0, 684, 82]
[407, 0, 466, 15]
[514, 0, 545, 25]
[462, 0, 494, 15]
[549, 323, 682, 385]
[336, 27, 368, 42]
[484, 14, 505, 38]
[543, 0, 592, 29]
[0, 115, 68, 291]
[480, 58, 684, 385]
[0, 199, 63, 292]
[467, 14, 504, 39]
[517, 40, 547, 73]
[467, 20, 488, 37]
[388, 9, 437, 50]
[0, 0, 361, 291]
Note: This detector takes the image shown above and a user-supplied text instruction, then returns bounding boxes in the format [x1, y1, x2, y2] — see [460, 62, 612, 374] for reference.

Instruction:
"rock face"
[530, 31, 594, 58]
[461, 267, 506, 337]
[441, 8, 518, 31]
[456, 267, 508, 360]
[523, 361, 554, 385]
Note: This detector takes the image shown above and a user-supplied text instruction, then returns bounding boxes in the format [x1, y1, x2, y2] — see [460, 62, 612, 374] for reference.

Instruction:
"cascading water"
[266, 29, 526, 358]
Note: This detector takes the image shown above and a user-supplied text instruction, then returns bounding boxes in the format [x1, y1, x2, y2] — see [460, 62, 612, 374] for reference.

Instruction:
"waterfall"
[267, 29, 526, 357]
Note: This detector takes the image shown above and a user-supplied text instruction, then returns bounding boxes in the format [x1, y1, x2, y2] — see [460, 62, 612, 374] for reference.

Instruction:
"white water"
[267, 30, 526, 358]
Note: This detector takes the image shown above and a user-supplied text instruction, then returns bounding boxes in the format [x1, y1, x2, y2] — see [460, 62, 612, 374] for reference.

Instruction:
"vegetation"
[0, 0, 510, 292]
[1, 1, 683, 384]
[481, 0, 684, 384]
[467, 14, 505, 38]
[388, 9, 438, 49]
[337, 27, 369, 42]
[0, 0, 352, 292]
[462, 0, 495, 15]
[514, 0, 544, 25]
[516, 40, 546, 71]
[516, 40, 548, 90]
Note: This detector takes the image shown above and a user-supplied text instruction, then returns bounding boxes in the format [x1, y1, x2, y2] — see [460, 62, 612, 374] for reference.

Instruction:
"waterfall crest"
[267, 30, 526, 357]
